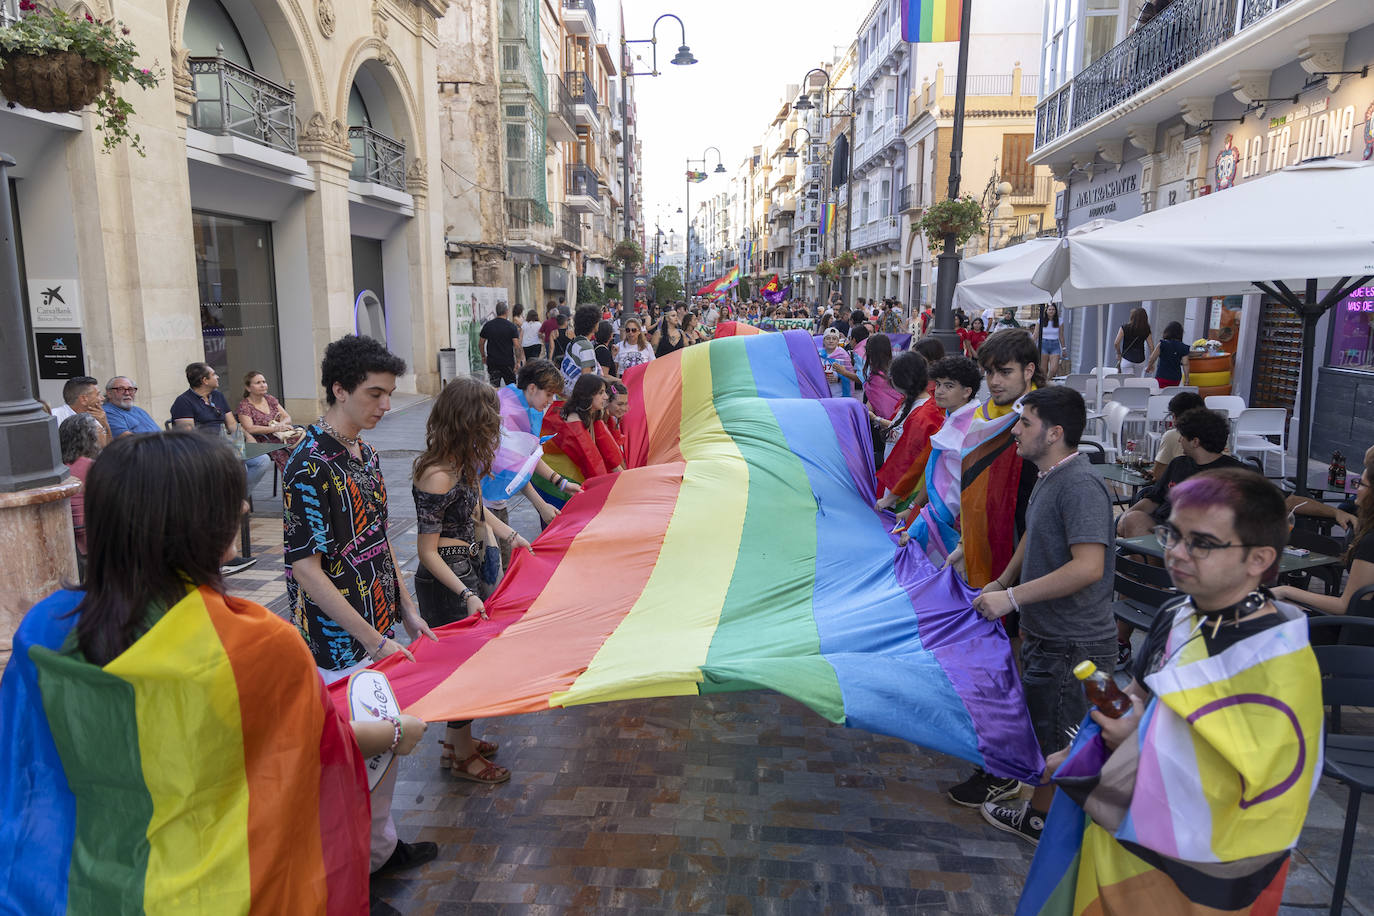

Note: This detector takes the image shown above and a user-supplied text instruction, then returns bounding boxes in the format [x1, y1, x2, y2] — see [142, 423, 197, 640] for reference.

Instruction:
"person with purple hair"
[1017, 467, 1323, 913]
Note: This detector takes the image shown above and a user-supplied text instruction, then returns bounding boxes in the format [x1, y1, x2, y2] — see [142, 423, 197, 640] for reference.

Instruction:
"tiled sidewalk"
[226, 396, 1374, 915]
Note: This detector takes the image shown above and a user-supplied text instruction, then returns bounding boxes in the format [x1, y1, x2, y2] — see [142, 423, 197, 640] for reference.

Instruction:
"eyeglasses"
[109, 386, 138, 393]
[1152, 524, 1260, 559]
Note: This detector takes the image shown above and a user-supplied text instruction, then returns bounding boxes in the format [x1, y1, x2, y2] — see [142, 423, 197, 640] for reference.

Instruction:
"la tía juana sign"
[1217, 92, 1372, 187]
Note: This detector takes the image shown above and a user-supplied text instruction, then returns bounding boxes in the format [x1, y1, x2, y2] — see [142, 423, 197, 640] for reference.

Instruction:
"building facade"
[7, 0, 449, 421]
[1029, 0, 1373, 456]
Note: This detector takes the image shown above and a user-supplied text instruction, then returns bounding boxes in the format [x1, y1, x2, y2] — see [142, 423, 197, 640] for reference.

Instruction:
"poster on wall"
[28, 279, 83, 328]
[448, 286, 510, 375]
[35, 332, 85, 379]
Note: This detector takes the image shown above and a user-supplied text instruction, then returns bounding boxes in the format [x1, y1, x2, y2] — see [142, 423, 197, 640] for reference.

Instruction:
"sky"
[621, 0, 869, 244]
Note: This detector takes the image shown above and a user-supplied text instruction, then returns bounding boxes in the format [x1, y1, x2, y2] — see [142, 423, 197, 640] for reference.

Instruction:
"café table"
[241, 441, 289, 559]
[1095, 462, 1152, 501]
[1286, 468, 1359, 503]
[1118, 533, 1342, 575]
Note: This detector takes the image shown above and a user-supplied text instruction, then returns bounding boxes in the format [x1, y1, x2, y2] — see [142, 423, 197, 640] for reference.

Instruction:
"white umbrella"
[1032, 160, 1374, 492]
[957, 237, 1060, 282]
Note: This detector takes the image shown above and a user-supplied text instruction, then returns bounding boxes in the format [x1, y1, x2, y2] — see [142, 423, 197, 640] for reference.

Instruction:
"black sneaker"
[373, 839, 438, 876]
[981, 801, 1044, 846]
[947, 768, 1021, 807]
[220, 555, 258, 575]
[1117, 639, 1133, 668]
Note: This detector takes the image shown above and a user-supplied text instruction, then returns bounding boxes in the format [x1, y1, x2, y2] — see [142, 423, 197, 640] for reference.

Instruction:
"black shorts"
[487, 364, 516, 386]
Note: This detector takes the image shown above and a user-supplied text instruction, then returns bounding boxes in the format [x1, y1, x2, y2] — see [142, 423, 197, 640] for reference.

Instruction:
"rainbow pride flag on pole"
[902, 0, 963, 43]
[1, 587, 371, 915]
[335, 331, 1044, 782]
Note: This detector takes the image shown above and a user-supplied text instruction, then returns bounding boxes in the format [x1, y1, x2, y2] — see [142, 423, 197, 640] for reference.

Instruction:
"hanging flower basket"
[834, 251, 857, 270]
[918, 195, 985, 253]
[612, 238, 643, 266]
[0, 3, 162, 154]
[816, 259, 835, 279]
[0, 50, 108, 111]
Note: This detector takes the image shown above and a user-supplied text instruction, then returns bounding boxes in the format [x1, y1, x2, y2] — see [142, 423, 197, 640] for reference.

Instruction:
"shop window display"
[1329, 286, 1374, 372]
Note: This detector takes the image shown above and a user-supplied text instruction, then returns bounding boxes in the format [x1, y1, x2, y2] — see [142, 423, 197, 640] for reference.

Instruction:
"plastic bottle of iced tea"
[1073, 661, 1132, 719]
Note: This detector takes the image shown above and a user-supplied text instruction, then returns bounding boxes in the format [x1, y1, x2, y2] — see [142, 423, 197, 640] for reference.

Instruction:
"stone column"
[0, 479, 80, 666]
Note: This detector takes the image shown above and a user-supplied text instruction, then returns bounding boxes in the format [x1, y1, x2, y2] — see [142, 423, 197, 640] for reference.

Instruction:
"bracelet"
[557, 478, 569, 492]
[378, 713, 403, 752]
[551, 473, 563, 487]
[1007, 587, 1021, 613]
[458, 587, 473, 605]
[369, 634, 388, 660]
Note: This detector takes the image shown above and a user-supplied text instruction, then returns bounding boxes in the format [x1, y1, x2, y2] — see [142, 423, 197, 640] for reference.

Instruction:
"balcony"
[852, 215, 901, 250]
[566, 162, 600, 211]
[554, 203, 582, 248]
[1004, 174, 1055, 206]
[796, 250, 821, 270]
[500, 40, 538, 91]
[563, 0, 596, 35]
[547, 74, 576, 142]
[858, 20, 902, 89]
[348, 125, 405, 192]
[189, 54, 296, 154]
[769, 227, 792, 250]
[899, 182, 927, 212]
[1033, 0, 1300, 150]
[566, 70, 598, 126]
[854, 118, 903, 176]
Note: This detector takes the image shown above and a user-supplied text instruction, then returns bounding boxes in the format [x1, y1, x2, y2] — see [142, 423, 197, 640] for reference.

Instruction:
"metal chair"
[1111, 560, 1177, 634]
[1304, 616, 1374, 915]
[1078, 441, 1107, 465]
[1231, 407, 1288, 478]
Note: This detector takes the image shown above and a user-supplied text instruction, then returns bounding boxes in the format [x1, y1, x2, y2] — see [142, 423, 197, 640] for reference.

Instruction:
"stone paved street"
[229, 396, 1374, 915]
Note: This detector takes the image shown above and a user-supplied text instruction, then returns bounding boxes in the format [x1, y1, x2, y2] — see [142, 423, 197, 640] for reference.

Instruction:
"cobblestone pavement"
[227, 395, 1374, 915]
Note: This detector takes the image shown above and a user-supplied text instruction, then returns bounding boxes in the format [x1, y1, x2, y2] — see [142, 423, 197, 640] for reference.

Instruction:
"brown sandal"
[450, 751, 510, 784]
[438, 738, 499, 769]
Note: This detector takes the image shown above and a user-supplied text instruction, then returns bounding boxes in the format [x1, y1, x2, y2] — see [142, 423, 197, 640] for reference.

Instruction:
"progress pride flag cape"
[334, 330, 1043, 782]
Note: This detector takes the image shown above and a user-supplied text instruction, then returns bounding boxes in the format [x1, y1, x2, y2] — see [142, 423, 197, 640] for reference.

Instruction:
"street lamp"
[782, 127, 812, 159]
[620, 13, 695, 323]
[685, 146, 723, 304]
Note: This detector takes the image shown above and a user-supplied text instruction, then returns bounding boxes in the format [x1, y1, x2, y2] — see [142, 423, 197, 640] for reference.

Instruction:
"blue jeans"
[244, 454, 270, 496]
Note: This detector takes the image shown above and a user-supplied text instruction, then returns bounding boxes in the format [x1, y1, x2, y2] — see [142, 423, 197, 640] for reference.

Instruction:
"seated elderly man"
[50, 376, 111, 443]
[103, 376, 161, 438]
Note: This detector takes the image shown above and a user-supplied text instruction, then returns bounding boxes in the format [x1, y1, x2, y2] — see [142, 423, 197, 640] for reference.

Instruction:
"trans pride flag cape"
[959, 400, 1025, 587]
[482, 384, 552, 505]
[876, 395, 946, 501]
[338, 331, 1044, 782]
[1018, 601, 1323, 916]
[907, 398, 980, 567]
[0, 587, 370, 916]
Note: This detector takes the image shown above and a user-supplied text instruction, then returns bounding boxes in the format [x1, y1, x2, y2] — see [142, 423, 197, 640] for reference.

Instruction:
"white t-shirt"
[616, 342, 655, 374]
[520, 320, 541, 348]
[51, 404, 77, 424]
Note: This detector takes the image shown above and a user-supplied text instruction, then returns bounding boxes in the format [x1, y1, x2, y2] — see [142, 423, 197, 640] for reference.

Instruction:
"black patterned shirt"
[283, 424, 398, 671]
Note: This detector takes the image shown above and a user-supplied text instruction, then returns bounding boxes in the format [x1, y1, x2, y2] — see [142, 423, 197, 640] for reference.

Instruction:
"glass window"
[1329, 285, 1374, 371]
[1081, 0, 1119, 69]
[192, 212, 281, 401]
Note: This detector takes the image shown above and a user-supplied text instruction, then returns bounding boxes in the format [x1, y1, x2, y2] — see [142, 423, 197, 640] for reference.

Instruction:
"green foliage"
[612, 238, 644, 266]
[651, 266, 683, 305]
[918, 194, 986, 253]
[834, 251, 857, 269]
[0, 4, 163, 154]
[576, 275, 605, 305]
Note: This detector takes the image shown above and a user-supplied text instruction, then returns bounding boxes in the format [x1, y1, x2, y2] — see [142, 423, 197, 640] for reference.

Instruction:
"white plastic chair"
[1232, 408, 1288, 478]
[1119, 378, 1161, 394]
[1063, 374, 1093, 394]
[1144, 394, 1172, 454]
[1082, 400, 1131, 463]
[1170, 385, 1199, 396]
[1204, 395, 1247, 420]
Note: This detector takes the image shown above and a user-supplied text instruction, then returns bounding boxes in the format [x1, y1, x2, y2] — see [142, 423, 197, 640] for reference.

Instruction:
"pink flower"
[121, 26, 130, 35]
[18, 0, 34, 10]
[84, 12, 94, 21]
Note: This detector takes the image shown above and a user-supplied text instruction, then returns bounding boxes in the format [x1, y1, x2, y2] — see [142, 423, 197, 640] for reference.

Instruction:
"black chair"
[1078, 441, 1106, 465]
[1111, 562, 1177, 633]
[1305, 616, 1374, 915]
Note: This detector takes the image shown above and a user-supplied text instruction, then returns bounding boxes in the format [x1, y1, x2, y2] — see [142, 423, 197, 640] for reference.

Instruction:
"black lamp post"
[620, 13, 695, 323]
[929, 0, 975, 357]
[793, 69, 855, 308]
[685, 147, 724, 303]
[0, 154, 64, 492]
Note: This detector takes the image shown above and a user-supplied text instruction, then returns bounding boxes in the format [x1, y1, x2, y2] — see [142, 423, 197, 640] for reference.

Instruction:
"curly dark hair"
[320, 335, 407, 405]
[573, 305, 601, 338]
[929, 355, 983, 392]
[1174, 407, 1230, 455]
[516, 358, 564, 394]
[561, 374, 606, 429]
[413, 376, 500, 490]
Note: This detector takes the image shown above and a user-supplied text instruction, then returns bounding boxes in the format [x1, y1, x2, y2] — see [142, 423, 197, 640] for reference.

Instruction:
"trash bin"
[438, 348, 457, 386]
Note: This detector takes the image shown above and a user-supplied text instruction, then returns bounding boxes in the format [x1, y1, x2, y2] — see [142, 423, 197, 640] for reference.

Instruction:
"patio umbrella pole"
[1253, 275, 1371, 498]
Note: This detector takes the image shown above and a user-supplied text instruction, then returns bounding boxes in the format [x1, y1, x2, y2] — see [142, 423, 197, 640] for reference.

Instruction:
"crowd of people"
[6, 289, 1369, 914]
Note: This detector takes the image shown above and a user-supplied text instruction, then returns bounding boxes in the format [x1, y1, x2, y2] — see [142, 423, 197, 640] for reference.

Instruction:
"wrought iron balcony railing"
[189, 53, 297, 153]
[1004, 174, 1054, 205]
[899, 183, 927, 212]
[565, 70, 597, 110]
[566, 163, 600, 200]
[505, 197, 552, 229]
[348, 125, 406, 191]
[549, 74, 575, 128]
[556, 203, 582, 245]
[562, 0, 597, 31]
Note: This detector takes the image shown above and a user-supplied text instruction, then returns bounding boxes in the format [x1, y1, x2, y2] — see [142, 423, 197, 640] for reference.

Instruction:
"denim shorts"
[1041, 338, 1062, 356]
[1020, 633, 1118, 756]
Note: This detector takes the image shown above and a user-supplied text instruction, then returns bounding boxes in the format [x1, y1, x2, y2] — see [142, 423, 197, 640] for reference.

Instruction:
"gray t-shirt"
[1018, 455, 1117, 641]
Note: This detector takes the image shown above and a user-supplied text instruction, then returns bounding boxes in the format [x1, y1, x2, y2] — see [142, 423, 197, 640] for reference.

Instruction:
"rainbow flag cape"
[1018, 602, 1323, 915]
[959, 401, 1024, 588]
[712, 320, 764, 339]
[907, 399, 979, 566]
[482, 384, 553, 503]
[334, 331, 1044, 783]
[902, 0, 962, 42]
[1, 587, 370, 915]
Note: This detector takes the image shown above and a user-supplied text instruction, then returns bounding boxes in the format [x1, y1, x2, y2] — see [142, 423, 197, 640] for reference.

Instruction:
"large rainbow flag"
[335, 331, 1044, 782]
[902, 0, 963, 43]
[1, 587, 370, 915]
[1018, 603, 1322, 915]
